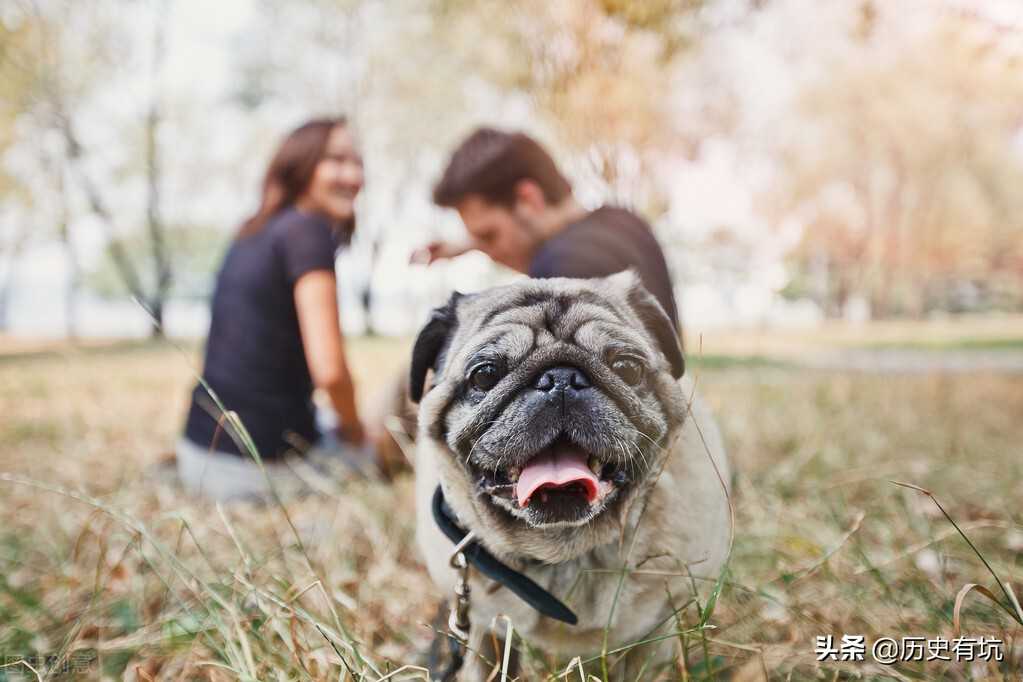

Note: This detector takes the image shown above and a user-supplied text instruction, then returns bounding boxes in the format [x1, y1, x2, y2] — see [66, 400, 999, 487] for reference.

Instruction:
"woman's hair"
[237, 117, 355, 240]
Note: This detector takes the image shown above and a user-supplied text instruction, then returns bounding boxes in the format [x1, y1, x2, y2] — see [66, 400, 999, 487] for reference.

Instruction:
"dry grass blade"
[373, 664, 431, 680]
[890, 480, 1023, 626]
[500, 616, 514, 682]
[151, 331, 380, 676]
[766, 510, 865, 585]
[850, 520, 1012, 575]
[1007, 582, 1023, 623]
[952, 583, 1003, 637]
[559, 656, 585, 681]
[0, 659, 43, 682]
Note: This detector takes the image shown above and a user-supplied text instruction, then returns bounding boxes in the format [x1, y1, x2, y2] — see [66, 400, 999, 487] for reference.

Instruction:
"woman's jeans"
[175, 434, 376, 502]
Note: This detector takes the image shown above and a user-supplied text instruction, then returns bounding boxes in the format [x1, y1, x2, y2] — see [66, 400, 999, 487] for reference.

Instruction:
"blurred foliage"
[2, 0, 1023, 326]
[775, 18, 1023, 316]
[402, 0, 710, 215]
[0, 1, 179, 334]
[85, 224, 228, 300]
[0, 17, 39, 201]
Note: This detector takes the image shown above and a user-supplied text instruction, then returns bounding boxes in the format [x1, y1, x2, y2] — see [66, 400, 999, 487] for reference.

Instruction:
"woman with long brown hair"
[177, 117, 373, 500]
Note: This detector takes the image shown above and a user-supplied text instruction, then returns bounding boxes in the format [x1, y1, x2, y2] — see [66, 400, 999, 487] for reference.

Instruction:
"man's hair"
[433, 128, 572, 208]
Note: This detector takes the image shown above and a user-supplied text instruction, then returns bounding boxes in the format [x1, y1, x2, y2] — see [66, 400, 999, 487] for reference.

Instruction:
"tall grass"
[0, 340, 1020, 679]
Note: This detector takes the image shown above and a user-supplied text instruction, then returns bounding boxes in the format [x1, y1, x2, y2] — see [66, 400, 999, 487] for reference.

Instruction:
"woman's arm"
[293, 270, 365, 445]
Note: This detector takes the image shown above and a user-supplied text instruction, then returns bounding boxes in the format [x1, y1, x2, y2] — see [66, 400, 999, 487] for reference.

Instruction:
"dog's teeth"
[508, 466, 521, 482]
[588, 456, 603, 477]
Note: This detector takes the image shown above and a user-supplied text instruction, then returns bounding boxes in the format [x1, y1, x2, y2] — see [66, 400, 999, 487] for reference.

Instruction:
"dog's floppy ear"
[615, 272, 685, 379]
[409, 291, 463, 403]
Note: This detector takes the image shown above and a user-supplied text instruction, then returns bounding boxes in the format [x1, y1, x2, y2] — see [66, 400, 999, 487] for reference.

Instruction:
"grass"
[861, 337, 1023, 352]
[0, 334, 1021, 680]
[685, 314, 1023, 357]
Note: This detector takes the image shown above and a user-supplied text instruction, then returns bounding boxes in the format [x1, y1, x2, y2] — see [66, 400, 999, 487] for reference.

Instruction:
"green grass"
[860, 337, 1023, 351]
[685, 353, 790, 370]
[0, 340, 1020, 680]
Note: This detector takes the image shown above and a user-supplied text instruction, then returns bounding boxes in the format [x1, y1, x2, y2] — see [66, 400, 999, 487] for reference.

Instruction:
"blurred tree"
[424, 0, 710, 208]
[240, 0, 387, 333]
[0, 18, 30, 196]
[771, 13, 1023, 317]
[45, 151, 78, 338]
[0, 217, 30, 332]
[235, 0, 746, 331]
[11, 0, 1020, 338]
[0, 0, 177, 337]
[0, 10, 41, 330]
[86, 224, 228, 302]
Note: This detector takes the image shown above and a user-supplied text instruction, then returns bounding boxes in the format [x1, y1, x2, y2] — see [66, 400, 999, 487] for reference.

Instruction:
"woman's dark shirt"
[183, 208, 340, 458]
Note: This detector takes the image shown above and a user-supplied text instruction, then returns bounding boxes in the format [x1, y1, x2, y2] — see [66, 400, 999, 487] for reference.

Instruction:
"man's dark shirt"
[183, 208, 340, 459]
[529, 206, 680, 329]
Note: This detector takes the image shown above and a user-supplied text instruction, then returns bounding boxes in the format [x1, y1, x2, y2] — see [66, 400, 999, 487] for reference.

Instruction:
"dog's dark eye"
[468, 363, 501, 391]
[611, 357, 645, 386]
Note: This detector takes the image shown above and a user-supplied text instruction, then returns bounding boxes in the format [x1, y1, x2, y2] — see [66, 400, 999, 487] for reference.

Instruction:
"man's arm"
[409, 239, 478, 265]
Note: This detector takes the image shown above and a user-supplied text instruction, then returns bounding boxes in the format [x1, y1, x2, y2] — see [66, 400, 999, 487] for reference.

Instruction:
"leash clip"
[447, 531, 475, 644]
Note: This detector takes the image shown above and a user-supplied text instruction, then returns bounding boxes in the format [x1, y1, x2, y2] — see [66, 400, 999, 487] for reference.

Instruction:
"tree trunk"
[52, 1, 173, 340]
[144, 0, 171, 339]
[56, 169, 79, 340]
[0, 229, 28, 333]
[360, 239, 381, 337]
[59, 115, 148, 304]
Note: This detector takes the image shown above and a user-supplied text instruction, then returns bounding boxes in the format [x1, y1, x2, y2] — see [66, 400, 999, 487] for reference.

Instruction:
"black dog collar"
[431, 486, 578, 625]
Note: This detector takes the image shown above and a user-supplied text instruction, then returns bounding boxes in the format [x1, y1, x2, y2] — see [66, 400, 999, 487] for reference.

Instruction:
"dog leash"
[432, 486, 579, 625]
[434, 531, 473, 682]
[431, 486, 578, 680]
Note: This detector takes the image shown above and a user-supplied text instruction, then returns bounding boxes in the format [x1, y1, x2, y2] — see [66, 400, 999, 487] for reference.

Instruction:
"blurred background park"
[2, 0, 1023, 342]
[2, 0, 1022, 679]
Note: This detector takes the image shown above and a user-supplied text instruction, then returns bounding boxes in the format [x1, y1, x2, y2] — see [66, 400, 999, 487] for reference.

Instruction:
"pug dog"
[411, 272, 730, 679]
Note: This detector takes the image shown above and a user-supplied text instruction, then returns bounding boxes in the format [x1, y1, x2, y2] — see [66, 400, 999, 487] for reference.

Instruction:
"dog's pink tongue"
[515, 446, 599, 507]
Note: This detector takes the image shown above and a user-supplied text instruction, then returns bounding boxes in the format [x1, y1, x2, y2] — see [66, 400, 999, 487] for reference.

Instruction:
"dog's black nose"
[534, 365, 591, 392]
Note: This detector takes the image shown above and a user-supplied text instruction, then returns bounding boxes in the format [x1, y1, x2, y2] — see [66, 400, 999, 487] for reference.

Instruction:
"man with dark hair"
[416, 127, 680, 330]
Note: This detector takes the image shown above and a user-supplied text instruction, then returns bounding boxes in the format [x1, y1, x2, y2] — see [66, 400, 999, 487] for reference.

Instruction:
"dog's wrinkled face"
[412, 272, 687, 542]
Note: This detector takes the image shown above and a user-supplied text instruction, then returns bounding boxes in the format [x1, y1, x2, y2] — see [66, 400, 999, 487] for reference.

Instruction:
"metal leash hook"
[438, 530, 476, 681]
[448, 552, 471, 642]
[448, 530, 476, 643]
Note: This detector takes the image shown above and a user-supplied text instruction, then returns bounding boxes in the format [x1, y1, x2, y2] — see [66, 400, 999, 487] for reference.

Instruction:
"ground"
[1, 320, 1021, 680]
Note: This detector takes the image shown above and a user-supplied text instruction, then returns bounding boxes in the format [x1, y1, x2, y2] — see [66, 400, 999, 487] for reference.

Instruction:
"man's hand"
[409, 239, 476, 265]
